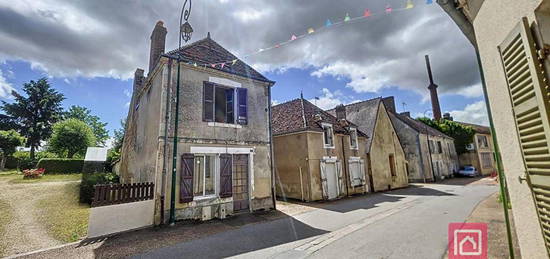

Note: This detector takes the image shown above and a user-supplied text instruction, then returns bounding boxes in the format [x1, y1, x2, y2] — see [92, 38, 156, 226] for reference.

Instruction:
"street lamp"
[169, 0, 192, 226]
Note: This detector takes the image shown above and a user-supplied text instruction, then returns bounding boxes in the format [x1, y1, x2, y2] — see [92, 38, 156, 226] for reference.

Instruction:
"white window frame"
[322, 123, 335, 149]
[193, 154, 218, 200]
[349, 127, 359, 150]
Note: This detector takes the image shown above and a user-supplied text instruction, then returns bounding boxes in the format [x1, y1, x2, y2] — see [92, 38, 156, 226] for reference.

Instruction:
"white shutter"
[320, 161, 329, 200]
[336, 160, 344, 196]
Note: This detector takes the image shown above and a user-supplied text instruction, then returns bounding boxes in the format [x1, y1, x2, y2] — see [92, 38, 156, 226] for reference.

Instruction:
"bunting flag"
[406, 0, 414, 9]
[364, 9, 372, 17]
[188, 0, 436, 68]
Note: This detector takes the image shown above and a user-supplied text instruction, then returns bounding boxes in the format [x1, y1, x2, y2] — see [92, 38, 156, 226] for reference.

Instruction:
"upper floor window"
[437, 141, 442, 154]
[477, 135, 489, 148]
[203, 82, 247, 125]
[349, 128, 358, 150]
[322, 123, 334, 148]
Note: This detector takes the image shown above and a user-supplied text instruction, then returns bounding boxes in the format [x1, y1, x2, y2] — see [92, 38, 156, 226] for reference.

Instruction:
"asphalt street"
[134, 179, 497, 259]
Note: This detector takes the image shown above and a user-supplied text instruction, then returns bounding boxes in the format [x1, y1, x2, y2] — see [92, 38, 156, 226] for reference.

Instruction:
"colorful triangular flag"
[211, 64, 216, 68]
[290, 34, 297, 41]
[406, 0, 414, 9]
[193, 62, 197, 67]
[344, 13, 351, 22]
[307, 28, 315, 34]
[275, 44, 281, 48]
[325, 19, 332, 27]
[220, 63, 225, 69]
[232, 59, 237, 65]
[385, 5, 393, 14]
[426, 0, 433, 4]
[364, 9, 372, 17]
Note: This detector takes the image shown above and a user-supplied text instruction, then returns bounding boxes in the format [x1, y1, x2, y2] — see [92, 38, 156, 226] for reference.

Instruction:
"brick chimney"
[382, 96, 396, 113]
[133, 68, 145, 93]
[335, 104, 347, 120]
[425, 55, 442, 120]
[149, 21, 168, 74]
[400, 111, 411, 117]
[443, 112, 453, 121]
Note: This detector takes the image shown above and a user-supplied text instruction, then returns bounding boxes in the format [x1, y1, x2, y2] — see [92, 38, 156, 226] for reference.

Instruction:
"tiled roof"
[327, 98, 381, 152]
[455, 121, 491, 134]
[272, 98, 367, 137]
[389, 112, 453, 139]
[163, 37, 273, 83]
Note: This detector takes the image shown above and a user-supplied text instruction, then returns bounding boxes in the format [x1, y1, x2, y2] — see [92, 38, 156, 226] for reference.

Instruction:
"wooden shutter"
[219, 154, 233, 198]
[319, 161, 329, 200]
[336, 160, 344, 196]
[180, 153, 194, 203]
[226, 89, 234, 123]
[499, 17, 550, 251]
[237, 88, 248, 125]
[203, 82, 214, 122]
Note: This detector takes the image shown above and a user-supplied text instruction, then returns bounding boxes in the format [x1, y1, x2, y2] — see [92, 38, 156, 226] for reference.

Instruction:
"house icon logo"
[448, 223, 487, 259]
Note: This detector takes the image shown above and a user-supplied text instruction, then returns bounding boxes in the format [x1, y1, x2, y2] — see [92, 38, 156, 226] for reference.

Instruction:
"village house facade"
[389, 111, 459, 182]
[272, 98, 369, 201]
[327, 97, 409, 191]
[119, 21, 275, 224]
[440, 0, 550, 256]
[456, 122, 495, 176]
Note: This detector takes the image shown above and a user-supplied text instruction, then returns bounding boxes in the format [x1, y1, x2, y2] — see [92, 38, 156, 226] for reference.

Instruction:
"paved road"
[135, 178, 497, 259]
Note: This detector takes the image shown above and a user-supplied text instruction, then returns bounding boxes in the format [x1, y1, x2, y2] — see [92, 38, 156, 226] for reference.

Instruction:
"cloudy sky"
[0, 0, 489, 135]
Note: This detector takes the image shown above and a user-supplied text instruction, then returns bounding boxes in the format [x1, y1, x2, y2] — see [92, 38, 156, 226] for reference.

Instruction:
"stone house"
[272, 98, 369, 201]
[327, 97, 409, 191]
[456, 122, 495, 176]
[389, 111, 459, 182]
[440, 0, 550, 256]
[119, 21, 275, 224]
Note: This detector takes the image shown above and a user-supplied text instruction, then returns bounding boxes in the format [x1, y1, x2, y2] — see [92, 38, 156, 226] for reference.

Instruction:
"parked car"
[456, 166, 478, 177]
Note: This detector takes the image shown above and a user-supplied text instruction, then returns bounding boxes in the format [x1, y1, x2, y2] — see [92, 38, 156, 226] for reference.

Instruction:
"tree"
[1, 78, 65, 159]
[48, 119, 96, 158]
[417, 117, 475, 155]
[64, 105, 109, 146]
[0, 130, 25, 170]
[112, 119, 125, 153]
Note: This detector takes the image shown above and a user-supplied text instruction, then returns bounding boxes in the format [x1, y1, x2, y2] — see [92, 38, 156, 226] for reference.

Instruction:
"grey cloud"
[0, 0, 480, 97]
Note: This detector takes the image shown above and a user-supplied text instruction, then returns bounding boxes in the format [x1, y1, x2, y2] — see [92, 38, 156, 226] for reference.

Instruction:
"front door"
[232, 154, 249, 212]
[324, 162, 338, 200]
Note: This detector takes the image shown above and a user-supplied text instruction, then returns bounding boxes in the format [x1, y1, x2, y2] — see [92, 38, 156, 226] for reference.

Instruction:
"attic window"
[350, 128, 358, 150]
[322, 123, 334, 148]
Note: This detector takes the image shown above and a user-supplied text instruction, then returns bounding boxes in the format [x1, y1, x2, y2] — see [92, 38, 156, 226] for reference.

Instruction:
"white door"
[324, 162, 338, 199]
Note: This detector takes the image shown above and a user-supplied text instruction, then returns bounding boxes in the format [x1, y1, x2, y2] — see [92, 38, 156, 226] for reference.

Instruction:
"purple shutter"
[237, 88, 248, 125]
[226, 89, 234, 123]
[203, 83, 214, 122]
[180, 153, 194, 203]
[219, 154, 233, 198]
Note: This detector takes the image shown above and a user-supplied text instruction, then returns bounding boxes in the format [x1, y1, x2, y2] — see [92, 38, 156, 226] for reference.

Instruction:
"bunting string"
[184, 0, 434, 69]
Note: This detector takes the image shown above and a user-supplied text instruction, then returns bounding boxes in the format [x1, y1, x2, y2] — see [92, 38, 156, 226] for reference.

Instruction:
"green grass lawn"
[36, 182, 90, 243]
[8, 174, 82, 184]
[0, 199, 13, 257]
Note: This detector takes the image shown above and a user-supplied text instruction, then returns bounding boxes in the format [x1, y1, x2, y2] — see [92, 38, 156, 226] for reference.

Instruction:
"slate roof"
[388, 112, 453, 139]
[455, 121, 491, 134]
[163, 36, 273, 83]
[272, 98, 367, 137]
[327, 98, 381, 152]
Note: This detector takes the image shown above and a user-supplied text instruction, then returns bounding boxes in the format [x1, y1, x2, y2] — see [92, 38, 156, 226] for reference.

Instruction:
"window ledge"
[207, 122, 243, 129]
[193, 194, 218, 201]
[324, 145, 335, 149]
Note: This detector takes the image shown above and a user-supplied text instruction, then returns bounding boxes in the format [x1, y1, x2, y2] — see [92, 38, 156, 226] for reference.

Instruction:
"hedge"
[79, 172, 119, 204]
[36, 158, 84, 174]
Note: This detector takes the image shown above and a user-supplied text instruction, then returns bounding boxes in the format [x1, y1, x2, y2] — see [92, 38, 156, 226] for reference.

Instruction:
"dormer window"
[322, 123, 334, 148]
[349, 127, 358, 150]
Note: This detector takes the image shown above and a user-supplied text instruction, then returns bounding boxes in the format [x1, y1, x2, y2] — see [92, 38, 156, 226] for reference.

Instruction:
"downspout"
[268, 83, 276, 210]
[160, 59, 173, 225]
[437, 0, 514, 256]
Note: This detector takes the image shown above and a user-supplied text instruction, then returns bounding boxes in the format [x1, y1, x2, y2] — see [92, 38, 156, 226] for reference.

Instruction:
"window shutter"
[180, 153, 194, 203]
[319, 161, 329, 200]
[499, 17, 550, 252]
[237, 88, 248, 125]
[203, 83, 214, 122]
[336, 160, 344, 196]
[219, 154, 233, 198]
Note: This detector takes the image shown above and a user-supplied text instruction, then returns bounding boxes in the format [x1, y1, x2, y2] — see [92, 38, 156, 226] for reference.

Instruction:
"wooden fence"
[92, 182, 154, 207]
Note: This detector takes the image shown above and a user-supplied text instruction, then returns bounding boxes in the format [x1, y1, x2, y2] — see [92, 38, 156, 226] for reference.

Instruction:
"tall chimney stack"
[149, 21, 168, 74]
[425, 55, 442, 121]
[335, 104, 347, 120]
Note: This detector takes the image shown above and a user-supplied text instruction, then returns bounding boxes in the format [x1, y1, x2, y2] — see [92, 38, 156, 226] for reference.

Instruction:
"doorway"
[323, 161, 339, 200]
[232, 154, 249, 212]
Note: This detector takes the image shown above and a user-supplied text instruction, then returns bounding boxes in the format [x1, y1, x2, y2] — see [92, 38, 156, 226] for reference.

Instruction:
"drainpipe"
[169, 58, 181, 225]
[160, 59, 173, 225]
[268, 83, 277, 210]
